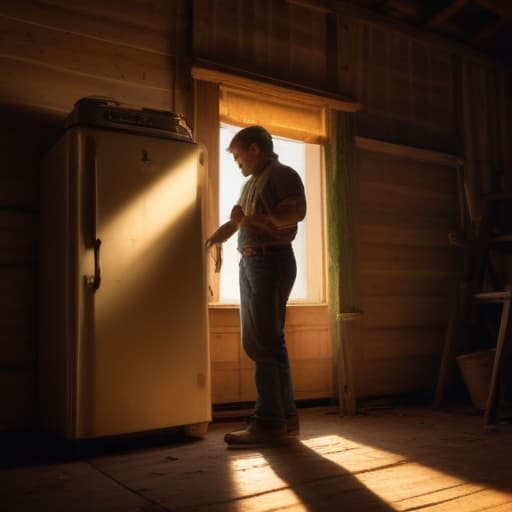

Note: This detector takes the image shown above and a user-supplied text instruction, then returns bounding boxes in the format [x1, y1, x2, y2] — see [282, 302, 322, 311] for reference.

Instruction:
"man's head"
[228, 125, 276, 177]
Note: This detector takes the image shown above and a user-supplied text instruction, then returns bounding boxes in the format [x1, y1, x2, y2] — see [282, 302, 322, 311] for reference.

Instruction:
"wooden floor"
[2, 406, 512, 511]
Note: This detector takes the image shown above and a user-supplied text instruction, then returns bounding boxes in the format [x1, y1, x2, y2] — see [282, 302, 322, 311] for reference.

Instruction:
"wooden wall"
[193, 0, 512, 403]
[209, 306, 331, 404]
[1, 0, 511, 429]
[0, 0, 191, 431]
[350, 17, 457, 153]
[353, 139, 462, 396]
[461, 57, 512, 220]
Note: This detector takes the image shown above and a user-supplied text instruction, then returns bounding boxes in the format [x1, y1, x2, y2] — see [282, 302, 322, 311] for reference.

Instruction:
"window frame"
[215, 123, 327, 305]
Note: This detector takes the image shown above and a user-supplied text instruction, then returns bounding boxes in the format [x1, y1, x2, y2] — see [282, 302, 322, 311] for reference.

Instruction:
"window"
[217, 123, 325, 304]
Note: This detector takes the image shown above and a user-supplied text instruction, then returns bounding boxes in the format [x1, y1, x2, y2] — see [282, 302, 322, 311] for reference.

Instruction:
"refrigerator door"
[74, 127, 210, 438]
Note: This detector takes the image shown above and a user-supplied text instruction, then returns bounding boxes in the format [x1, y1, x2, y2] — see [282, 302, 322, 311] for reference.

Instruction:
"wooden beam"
[192, 65, 360, 112]
[469, 18, 507, 45]
[326, 111, 359, 416]
[355, 136, 464, 167]
[475, 0, 512, 22]
[284, 0, 334, 14]
[424, 0, 470, 28]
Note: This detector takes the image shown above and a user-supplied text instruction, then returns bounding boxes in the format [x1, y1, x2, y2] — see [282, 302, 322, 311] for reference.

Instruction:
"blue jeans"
[239, 248, 297, 425]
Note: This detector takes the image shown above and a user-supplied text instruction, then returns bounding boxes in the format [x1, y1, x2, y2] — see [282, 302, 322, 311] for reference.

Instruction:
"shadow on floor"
[319, 404, 512, 496]
[0, 427, 199, 468]
[260, 438, 397, 511]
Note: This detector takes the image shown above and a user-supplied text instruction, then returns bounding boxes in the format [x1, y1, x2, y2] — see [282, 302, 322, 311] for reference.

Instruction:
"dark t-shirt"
[237, 159, 306, 250]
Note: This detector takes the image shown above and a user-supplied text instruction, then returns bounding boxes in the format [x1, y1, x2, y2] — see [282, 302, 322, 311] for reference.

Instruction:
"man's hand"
[205, 219, 239, 249]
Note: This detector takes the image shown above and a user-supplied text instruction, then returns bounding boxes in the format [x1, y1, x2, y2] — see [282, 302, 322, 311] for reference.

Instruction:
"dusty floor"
[2, 406, 512, 511]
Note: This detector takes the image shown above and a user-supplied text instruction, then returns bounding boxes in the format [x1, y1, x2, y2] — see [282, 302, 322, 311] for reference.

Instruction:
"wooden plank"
[360, 244, 461, 276]
[210, 361, 241, 404]
[208, 306, 239, 328]
[434, 284, 460, 408]
[469, 19, 508, 45]
[362, 327, 446, 360]
[194, 0, 336, 94]
[361, 273, 458, 297]
[484, 296, 511, 427]
[194, 80, 220, 300]
[0, 267, 35, 368]
[0, 0, 175, 55]
[0, 106, 63, 208]
[7, 407, 510, 511]
[0, 367, 35, 430]
[356, 356, 440, 396]
[209, 331, 240, 363]
[292, 359, 334, 398]
[288, 2, 329, 86]
[360, 203, 458, 233]
[358, 150, 458, 193]
[360, 224, 453, 248]
[0, 212, 36, 265]
[0, 55, 173, 113]
[326, 111, 359, 414]
[209, 304, 329, 330]
[0, 180, 37, 210]
[209, 305, 332, 404]
[360, 180, 457, 218]
[476, 0, 512, 22]
[0, 15, 175, 91]
[229, 357, 332, 401]
[362, 296, 448, 329]
[285, 0, 335, 14]
[357, 20, 456, 138]
[359, 158, 458, 196]
[286, 328, 331, 359]
[192, 66, 360, 112]
[172, 0, 194, 117]
[286, 304, 329, 327]
[424, 0, 471, 28]
[355, 136, 463, 166]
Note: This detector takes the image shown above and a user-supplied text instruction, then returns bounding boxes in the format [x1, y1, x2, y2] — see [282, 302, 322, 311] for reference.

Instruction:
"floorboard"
[1, 406, 511, 511]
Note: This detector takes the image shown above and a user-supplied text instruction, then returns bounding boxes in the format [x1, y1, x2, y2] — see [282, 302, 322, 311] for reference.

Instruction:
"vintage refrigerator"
[39, 98, 211, 439]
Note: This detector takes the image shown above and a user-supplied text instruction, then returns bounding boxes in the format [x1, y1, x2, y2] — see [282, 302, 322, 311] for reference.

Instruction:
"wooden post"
[193, 79, 220, 301]
[484, 290, 511, 427]
[325, 110, 360, 416]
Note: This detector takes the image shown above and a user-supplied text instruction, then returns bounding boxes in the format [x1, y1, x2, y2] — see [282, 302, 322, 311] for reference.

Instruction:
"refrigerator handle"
[85, 135, 101, 292]
[93, 238, 102, 290]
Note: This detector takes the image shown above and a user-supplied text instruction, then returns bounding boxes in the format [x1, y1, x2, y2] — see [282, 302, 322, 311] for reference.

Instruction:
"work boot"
[286, 415, 300, 436]
[233, 415, 300, 437]
[224, 420, 288, 448]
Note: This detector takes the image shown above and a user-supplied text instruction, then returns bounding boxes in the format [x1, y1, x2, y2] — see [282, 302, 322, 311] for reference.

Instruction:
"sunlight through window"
[229, 453, 302, 509]
[218, 123, 324, 304]
[97, 152, 199, 318]
[299, 435, 512, 511]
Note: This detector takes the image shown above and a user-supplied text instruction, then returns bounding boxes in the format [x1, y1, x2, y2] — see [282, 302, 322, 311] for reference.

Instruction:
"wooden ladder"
[435, 193, 512, 428]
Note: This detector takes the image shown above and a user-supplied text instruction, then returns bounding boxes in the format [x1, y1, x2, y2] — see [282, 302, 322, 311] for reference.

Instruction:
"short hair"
[228, 125, 275, 155]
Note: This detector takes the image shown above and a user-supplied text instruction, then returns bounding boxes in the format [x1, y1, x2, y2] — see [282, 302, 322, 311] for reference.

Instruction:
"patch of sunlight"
[300, 435, 512, 511]
[229, 453, 304, 511]
[95, 152, 200, 317]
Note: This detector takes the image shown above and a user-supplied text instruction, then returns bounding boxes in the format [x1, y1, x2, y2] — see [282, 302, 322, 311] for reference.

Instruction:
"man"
[206, 125, 306, 447]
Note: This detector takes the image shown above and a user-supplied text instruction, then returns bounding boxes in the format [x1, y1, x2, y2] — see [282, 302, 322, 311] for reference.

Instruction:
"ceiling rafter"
[469, 18, 507, 45]
[424, 0, 471, 28]
[474, 0, 512, 23]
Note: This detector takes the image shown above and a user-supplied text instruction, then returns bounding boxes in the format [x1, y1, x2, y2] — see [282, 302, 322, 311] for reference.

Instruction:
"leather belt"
[239, 244, 292, 257]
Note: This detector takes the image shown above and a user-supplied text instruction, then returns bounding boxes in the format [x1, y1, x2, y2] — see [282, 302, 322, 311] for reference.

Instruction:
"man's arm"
[268, 195, 306, 228]
[234, 195, 306, 232]
[205, 219, 238, 248]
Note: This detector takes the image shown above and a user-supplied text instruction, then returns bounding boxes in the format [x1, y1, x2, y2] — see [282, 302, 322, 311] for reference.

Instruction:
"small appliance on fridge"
[39, 98, 210, 439]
